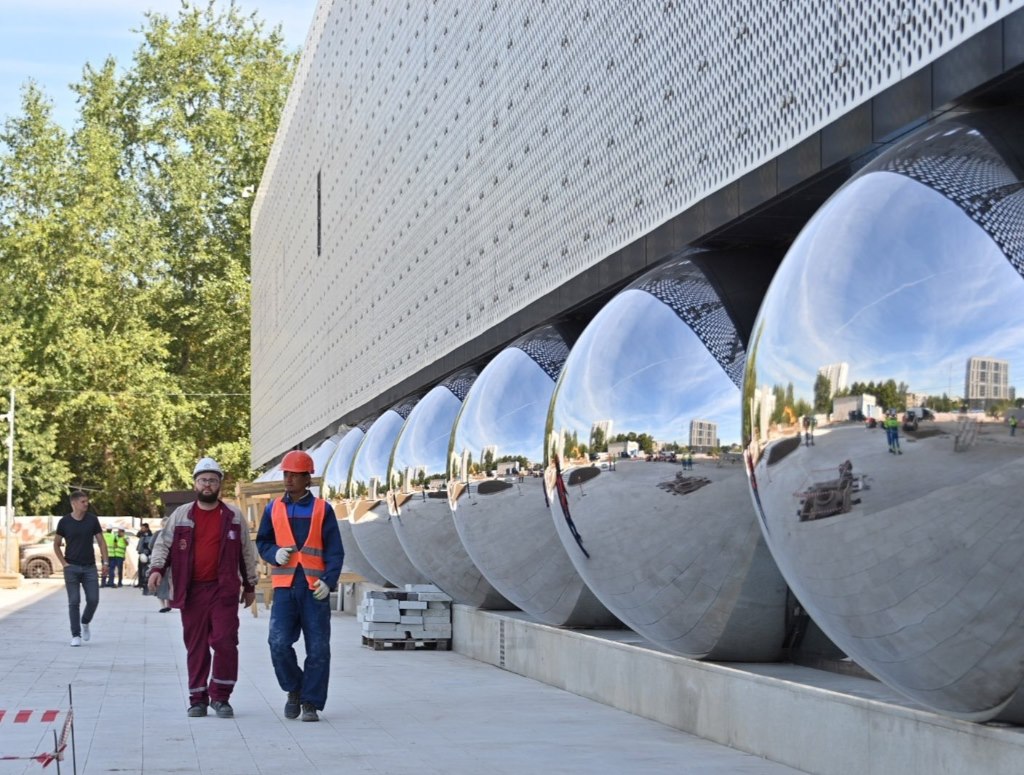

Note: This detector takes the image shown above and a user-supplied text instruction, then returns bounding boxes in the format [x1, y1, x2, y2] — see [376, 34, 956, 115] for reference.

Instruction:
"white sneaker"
[70, 636, 82, 647]
[82, 623, 90, 642]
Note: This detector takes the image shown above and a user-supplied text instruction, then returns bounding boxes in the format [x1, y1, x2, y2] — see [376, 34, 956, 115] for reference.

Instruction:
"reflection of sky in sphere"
[322, 428, 364, 496]
[351, 410, 406, 485]
[556, 288, 741, 447]
[393, 388, 463, 478]
[756, 171, 1024, 397]
[455, 348, 552, 466]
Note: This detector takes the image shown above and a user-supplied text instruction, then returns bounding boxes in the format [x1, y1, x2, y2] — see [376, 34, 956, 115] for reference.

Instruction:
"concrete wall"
[453, 605, 1024, 775]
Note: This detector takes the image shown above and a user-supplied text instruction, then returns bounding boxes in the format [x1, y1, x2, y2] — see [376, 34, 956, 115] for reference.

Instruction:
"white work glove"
[312, 579, 330, 601]
[275, 546, 293, 565]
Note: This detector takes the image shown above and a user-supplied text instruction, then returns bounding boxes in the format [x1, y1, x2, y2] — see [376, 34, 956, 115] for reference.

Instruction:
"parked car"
[20, 529, 138, 580]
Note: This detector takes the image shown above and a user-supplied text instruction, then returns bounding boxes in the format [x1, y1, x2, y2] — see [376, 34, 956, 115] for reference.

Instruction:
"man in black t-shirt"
[54, 491, 109, 646]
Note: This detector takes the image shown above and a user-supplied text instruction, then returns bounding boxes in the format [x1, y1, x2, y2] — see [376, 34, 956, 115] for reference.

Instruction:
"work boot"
[300, 703, 319, 722]
[187, 703, 208, 718]
[284, 691, 300, 719]
[211, 701, 234, 719]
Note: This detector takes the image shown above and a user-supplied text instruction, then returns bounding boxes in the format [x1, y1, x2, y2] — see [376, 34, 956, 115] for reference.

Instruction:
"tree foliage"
[0, 2, 298, 516]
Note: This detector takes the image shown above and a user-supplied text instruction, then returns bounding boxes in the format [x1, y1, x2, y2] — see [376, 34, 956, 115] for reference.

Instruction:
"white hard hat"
[138, 553, 149, 563]
[193, 457, 224, 479]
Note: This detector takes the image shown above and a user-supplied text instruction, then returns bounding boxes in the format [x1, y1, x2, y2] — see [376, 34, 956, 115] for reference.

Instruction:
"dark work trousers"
[180, 581, 240, 707]
[107, 557, 124, 587]
[63, 564, 99, 638]
[268, 583, 332, 710]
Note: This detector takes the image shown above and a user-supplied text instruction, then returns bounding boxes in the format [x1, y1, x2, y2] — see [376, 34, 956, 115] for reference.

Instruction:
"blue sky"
[0, 0, 319, 130]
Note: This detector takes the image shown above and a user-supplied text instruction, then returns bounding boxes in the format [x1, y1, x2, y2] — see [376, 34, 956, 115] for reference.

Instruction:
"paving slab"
[0, 579, 803, 774]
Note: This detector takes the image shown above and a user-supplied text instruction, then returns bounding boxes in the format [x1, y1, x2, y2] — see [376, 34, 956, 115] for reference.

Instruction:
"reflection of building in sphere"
[689, 419, 718, 453]
[965, 356, 1010, 412]
[818, 362, 849, 398]
[744, 110, 1024, 722]
[548, 253, 786, 660]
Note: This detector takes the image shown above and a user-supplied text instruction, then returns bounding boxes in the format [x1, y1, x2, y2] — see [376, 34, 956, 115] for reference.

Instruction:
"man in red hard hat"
[148, 457, 259, 719]
[256, 448, 344, 722]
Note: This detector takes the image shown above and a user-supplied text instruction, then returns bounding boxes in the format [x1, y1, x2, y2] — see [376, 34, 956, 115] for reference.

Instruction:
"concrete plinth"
[453, 605, 1024, 775]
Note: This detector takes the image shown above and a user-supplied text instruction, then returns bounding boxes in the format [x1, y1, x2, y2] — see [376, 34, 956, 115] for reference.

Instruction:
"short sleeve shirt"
[56, 513, 103, 566]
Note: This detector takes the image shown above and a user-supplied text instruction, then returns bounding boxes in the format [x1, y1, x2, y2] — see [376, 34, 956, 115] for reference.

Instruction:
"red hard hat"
[280, 450, 315, 474]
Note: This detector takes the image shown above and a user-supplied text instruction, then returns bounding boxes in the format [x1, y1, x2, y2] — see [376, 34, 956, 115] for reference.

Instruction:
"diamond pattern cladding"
[878, 123, 1024, 276]
[251, 0, 1020, 464]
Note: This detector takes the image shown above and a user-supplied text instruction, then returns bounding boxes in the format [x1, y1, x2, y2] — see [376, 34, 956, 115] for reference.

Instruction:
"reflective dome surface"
[348, 398, 431, 587]
[390, 370, 514, 608]
[547, 255, 787, 659]
[450, 326, 617, 625]
[322, 423, 389, 587]
[744, 114, 1024, 720]
[309, 434, 342, 480]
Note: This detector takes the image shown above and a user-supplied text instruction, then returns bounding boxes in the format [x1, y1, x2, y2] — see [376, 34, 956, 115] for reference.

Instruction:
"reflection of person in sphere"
[884, 411, 902, 454]
[1010, 416, 1017, 436]
[802, 416, 814, 446]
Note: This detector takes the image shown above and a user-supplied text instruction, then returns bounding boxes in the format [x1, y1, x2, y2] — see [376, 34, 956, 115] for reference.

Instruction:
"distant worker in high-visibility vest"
[256, 449, 344, 723]
[108, 528, 129, 587]
[884, 411, 902, 455]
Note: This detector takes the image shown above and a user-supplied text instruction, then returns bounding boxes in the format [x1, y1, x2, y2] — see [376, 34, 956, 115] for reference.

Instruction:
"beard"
[197, 490, 220, 504]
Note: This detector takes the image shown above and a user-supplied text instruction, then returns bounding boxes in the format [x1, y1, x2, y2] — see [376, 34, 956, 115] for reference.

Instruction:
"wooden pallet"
[361, 635, 452, 651]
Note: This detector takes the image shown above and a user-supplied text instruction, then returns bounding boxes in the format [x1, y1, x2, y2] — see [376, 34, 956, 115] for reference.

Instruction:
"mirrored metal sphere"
[322, 423, 390, 587]
[743, 112, 1024, 721]
[309, 434, 342, 479]
[348, 397, 431, 587]
[450, 325, 618, 625]
[546, 254, 787, 659]
[390, 369, 514, 608]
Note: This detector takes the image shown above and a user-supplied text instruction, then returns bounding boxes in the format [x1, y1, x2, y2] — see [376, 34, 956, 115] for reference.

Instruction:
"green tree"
[0, 3, 298, 515]
[813, 373, 832, 413]
[115, 1, 297, 474]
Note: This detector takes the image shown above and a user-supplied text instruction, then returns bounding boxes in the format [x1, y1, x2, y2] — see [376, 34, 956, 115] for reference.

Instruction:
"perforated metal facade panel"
[251, 0, 1020, 465]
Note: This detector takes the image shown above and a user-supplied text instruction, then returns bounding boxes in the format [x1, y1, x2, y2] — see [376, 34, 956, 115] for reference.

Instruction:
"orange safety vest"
[270, 498, 327, 589]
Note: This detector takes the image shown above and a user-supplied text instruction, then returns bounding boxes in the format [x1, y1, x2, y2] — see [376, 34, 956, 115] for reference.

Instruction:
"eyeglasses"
[195, 477, 220, 486]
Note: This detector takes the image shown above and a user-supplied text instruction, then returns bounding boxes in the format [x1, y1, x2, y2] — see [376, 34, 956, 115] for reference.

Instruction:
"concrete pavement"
[0, 579, 803, 774]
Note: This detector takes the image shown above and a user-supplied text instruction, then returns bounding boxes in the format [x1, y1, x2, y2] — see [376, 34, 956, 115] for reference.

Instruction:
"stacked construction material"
[358, 584, 453, 650]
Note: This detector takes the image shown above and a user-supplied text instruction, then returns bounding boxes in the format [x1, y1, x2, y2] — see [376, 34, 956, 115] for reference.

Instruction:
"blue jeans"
[268, 584, 332, 709]
[64, 564, 99, 637]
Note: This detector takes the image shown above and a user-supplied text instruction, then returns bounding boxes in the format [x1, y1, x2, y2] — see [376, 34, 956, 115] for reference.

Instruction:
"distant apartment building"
[818, 363, 849, 398]
[965, 357, 1009, 409]
[905, 391, 929, 408]
[689, 419, 718, 453]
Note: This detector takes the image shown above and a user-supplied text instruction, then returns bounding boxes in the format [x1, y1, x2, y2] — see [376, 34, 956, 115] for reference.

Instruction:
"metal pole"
[3, 387, 12, 574]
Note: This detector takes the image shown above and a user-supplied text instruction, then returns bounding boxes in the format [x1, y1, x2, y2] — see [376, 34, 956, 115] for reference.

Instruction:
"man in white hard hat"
[148, 457, 259, 719]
